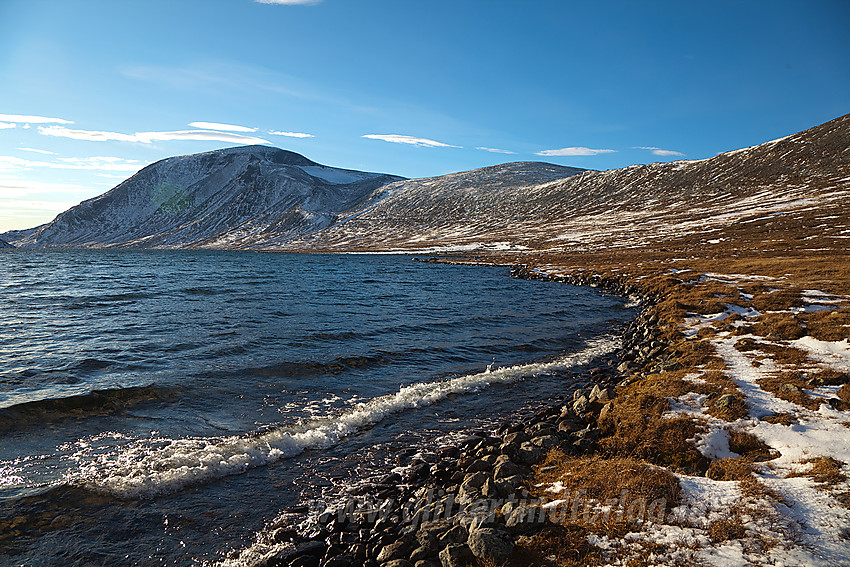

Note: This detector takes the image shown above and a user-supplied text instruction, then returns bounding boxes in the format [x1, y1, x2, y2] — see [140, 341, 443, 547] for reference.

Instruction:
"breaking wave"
[69, 336, 618, 499]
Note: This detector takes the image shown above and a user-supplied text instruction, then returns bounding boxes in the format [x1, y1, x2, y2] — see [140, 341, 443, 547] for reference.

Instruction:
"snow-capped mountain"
[285, 114, 850, 252]
[3, 146, 403, 249]
[3, 114, 848, 252]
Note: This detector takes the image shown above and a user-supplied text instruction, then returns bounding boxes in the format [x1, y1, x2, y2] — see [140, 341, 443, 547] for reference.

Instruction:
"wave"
[67, 336, 618, 499]
[249, 353, 394, 378]
[0, 385, 178, 432]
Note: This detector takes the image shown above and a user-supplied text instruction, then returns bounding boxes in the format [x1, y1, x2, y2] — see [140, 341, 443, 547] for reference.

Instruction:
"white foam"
[69, 337, 618, 499]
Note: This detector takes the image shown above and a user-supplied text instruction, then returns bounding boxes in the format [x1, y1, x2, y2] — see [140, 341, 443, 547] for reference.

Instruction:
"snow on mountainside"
[3, 146, 403, 249]
[3, 114, 848, 252]
[289, 114, 850, 253]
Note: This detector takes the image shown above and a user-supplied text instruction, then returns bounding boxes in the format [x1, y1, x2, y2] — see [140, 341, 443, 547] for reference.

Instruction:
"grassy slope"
[458, 202, 850, 564]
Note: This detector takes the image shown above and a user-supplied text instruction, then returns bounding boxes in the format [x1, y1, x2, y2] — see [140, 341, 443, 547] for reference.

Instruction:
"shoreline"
[239, 248, 850, 566]
[226, 264, 662, 567]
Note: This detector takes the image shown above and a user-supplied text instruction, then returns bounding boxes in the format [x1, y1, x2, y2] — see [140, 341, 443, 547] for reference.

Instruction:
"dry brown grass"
[739, 476, 787, 505]
[802, 308, 850, 342]
[726, 428, 778, 461]
[510, 525, 605, 566]
[676, 339, 725, 369]
[839, 384, 850, 407]
[757, 372, 821, 410]
[533, 452, 682, 506]
[758, 343, 811, 366]
[596, 385, 710, 474]
[808, 368, 850, 386]
[788, 456, 847, 486]
[752, 312, 806, 341]
[468, 221, 850, 564]
[706, 457, 755, 481]
[708, 515, 747, 542]
[760, 412, 798, 426]
[750, 288, 805, 312]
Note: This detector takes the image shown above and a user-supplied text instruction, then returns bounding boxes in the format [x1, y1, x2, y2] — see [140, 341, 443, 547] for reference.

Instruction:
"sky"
[0, 0, 848, 232]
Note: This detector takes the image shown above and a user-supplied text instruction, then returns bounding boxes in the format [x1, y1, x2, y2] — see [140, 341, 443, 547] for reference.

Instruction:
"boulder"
[376, 541, 409, 563]
[438, 543, 473, 567]
[467, 527, 515, 564]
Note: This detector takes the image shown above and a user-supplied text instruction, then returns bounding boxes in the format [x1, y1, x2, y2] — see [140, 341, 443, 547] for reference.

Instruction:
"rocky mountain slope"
[290, 114, 850, 252]
[4, 114, 848, 252]
[2, 146, 403, 249]
[0, 238, 13, 249]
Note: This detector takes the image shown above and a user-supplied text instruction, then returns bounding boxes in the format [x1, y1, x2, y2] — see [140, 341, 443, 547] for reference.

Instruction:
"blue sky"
[1, 0, 848, 232]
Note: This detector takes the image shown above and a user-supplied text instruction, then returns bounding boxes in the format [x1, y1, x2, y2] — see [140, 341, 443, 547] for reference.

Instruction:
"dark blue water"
[0, 250, 635, 566]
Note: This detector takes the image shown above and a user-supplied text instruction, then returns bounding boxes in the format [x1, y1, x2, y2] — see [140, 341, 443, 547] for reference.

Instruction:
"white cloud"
[255, 0, 322, 4]
[17, 147, 56, 155]
[0, 155, 145, 173]
[269, 130, 314, 138]
[39, 126, 270, 145]
[362, 134, 461, 148]
[634, 146, 685, 157]
[0, 114, 73, 124]
[535, 147, 616, 156]
[189, 121, 258, 133]
[0, 122, 16, 129]
[476, 146, 516, 155]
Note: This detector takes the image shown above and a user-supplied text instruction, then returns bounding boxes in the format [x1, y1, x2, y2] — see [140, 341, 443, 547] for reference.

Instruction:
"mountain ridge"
[3, 145, 404, 249]
[3, 114, 848, 252]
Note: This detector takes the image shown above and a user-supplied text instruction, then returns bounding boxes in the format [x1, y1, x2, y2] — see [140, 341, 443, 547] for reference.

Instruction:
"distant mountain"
[3, 146, 403, 249]
[0, 238, 13, 249]
[4, 114, 848, 253]
[286, 114, 850, 252]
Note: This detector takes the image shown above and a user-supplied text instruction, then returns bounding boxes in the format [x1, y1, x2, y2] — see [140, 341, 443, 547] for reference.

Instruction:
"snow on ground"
[653, 286, 850, 564]
[522, 268, 850, 564]
[793, 337, 850, 370]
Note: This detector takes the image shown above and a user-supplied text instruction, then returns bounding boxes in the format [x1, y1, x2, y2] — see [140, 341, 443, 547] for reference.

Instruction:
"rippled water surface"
[0, 250, 634, 565]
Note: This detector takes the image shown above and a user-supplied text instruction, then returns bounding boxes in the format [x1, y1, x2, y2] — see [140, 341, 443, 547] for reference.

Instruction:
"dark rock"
[376, 541, 409, 563]
[493, 461, 522, 480]
[502, 431, 530, 445]
[438, 543, 473, 567]
[409, 546, 431, 563]
[437, 446, 459, 459]
[572, 395, 589, 414]
[467, 527, 515, 564]
[465, 459, 489, 474]
[505, 505, 541, 532]
[515, 442, 543, 465]
[290, 557, 320, 567]
[438, 524, 468, 546]
[713, 394, 739, 411]
[460, 471, 488, 491]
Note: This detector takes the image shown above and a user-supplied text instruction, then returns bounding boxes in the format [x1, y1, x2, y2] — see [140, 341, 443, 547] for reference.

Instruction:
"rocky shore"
[251, 268, 672, 567]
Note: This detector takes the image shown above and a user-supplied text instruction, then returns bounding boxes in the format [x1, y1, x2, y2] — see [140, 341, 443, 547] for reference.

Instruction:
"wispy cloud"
[476, 146, 517, 154]
[363, 134, 461, 148]
[255, 0, 322, 4]
[536, 147, 616, 156]
[0, 155, 145, 173]
[189, 121, 258, 133]
[634, 146, 686, 157]
[0, 122, 16, 129]
[39, 126, 270, 145]
[0, 113, 73, 125]
[269, 130, 314, 138]
[17, 147, 57, 155]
